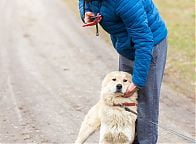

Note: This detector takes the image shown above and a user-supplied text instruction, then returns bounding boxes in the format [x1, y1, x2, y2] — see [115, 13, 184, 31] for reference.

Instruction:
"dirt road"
[0, 0, 194, 143]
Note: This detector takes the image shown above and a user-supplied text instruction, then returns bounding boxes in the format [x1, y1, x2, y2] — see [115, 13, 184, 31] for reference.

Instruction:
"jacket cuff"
[132, 77, 144, 89]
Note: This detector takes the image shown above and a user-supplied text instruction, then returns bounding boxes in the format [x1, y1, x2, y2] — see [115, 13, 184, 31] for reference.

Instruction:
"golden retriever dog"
[75, 71, 138, 144]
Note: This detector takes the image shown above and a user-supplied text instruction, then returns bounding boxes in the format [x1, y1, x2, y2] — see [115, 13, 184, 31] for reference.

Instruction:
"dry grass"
[65, 0, 195, 98]
[154, 0, 195, 98]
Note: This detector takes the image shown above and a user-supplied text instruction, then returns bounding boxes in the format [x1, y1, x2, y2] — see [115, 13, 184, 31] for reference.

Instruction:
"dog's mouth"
[114, 92, 125, 97]
[115, 90, 123, 93]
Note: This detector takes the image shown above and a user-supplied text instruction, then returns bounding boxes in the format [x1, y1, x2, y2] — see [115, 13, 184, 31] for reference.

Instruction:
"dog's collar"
[113, 102, 138, 114]
[113, 102, 137, 107]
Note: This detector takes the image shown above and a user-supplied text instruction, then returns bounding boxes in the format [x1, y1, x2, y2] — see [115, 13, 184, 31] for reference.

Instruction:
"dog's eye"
[123, 79, 127, 82]
[112, 78, 116, 81]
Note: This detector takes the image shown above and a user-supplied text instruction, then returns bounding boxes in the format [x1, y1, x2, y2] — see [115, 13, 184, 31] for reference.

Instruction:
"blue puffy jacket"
[79, 0, 168, 88]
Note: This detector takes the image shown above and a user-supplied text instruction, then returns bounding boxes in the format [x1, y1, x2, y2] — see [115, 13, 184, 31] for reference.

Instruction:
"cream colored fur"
[75, 71, 138, 144]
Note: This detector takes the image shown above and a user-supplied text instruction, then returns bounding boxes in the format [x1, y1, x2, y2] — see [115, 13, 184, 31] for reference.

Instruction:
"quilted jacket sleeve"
[79, 0, 91, 21]
[116, 0, 154, 88]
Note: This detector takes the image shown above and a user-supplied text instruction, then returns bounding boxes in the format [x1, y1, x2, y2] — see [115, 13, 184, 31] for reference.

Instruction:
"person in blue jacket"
[79, 0, 168, 143]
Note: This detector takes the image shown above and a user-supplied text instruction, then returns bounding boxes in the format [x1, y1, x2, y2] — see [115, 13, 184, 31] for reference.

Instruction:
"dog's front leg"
[75, 103, 101, 144]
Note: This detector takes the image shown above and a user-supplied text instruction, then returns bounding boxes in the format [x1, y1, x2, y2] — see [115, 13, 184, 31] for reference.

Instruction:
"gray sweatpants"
[119, 38, 168, 144]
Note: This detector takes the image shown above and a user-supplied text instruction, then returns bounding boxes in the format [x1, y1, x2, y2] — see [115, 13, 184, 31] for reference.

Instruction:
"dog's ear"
[122, 72, 132, 82]
[101, 71, 117, 88]
[125, 72, 132, 78]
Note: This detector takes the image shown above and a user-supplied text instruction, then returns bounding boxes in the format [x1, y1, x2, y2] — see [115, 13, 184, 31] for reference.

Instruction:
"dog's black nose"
[116, 84, 122, 90]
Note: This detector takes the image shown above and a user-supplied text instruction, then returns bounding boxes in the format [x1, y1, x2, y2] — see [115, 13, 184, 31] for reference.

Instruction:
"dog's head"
[101, 71, 138, 106]
[101, 71, 137, 117]
[101, 71, 133, 98]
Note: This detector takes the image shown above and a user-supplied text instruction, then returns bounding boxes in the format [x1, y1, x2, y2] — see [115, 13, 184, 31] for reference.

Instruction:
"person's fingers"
[125, 90, 134, 96]
[124, 84, 137, 97]
[124, 90, 135, 97]
[97, 16, 102, 23]
[85, 12, 95, 17]
[125, 84, 134, 93]
[85, 12, 95, 23]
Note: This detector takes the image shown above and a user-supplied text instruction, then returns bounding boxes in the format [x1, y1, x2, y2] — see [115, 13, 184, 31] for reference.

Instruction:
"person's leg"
[119, 55, 134, 74]
[137, 38, 167, 144]
[119, 38, 168, 144]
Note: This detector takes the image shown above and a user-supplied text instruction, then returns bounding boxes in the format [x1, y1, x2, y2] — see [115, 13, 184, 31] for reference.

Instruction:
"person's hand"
[124, 83, 138, 98]
[84, 12, 95, 24]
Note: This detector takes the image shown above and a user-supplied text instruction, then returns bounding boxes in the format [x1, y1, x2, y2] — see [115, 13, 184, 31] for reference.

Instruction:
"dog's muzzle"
[115, 84, 122, 93]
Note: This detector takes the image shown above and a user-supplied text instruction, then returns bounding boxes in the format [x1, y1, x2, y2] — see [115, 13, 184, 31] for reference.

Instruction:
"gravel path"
[0, 0, 194, 143]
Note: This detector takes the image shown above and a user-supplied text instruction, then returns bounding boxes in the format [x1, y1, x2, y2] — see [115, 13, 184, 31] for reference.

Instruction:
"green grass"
[154, 0, 195, 98]
[66, 0, 195, 98]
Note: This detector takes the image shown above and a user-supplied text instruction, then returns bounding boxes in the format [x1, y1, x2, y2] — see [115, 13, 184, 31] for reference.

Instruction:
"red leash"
[113, 102, 137, 107]
[82, 13, 102, 36]
[82, 14, 102, 27]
